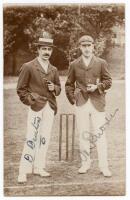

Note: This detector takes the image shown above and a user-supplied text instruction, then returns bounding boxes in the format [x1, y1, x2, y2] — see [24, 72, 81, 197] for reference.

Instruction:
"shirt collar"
[37, 56, 49, 74]
[37, 56, 49, 67]
[82, 54, 93, 65]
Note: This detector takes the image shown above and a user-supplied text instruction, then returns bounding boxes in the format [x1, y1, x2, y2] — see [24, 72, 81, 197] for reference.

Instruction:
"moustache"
[43, 54, 50, 57]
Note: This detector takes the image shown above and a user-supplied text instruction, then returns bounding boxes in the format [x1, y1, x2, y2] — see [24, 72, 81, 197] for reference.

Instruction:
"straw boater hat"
[35, 31, 55, 47]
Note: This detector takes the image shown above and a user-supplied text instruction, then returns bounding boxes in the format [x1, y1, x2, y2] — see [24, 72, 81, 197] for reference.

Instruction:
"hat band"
[39, 38, 53, 43]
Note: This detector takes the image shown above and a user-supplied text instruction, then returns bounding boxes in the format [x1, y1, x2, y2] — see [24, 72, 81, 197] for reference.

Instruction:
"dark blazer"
[65, 55, 112, 112]
[17, 58, 61, 114]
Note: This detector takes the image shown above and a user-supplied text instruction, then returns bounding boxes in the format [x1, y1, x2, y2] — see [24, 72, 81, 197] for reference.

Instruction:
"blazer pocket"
[27, 92, 41, 106]
[30, 92, 40, 100]
[31, 95, 47, 112]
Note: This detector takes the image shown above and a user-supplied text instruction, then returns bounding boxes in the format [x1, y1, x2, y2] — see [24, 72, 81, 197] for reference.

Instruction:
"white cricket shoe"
[18, 174, 27, 183]
[101, 168, 112, 177]
[34, 169, 51, 177]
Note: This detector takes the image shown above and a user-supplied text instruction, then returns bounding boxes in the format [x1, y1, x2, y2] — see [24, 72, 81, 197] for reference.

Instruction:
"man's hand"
[87, 84, 97, 92]
[48, 81, 55, 91]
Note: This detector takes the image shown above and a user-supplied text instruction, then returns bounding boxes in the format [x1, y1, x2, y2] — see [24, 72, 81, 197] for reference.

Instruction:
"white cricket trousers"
[19, 102, 54, 175]
[75, 99, 109, 170]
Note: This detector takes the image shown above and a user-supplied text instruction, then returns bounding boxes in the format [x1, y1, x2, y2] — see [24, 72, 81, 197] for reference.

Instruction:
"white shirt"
[37, 57, 49, 73]
[82, 55, 93, 67]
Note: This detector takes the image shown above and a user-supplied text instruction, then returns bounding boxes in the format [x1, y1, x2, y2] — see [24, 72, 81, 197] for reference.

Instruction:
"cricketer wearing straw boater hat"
[17, 32, 61, 183]
[65, 35, 112, 177]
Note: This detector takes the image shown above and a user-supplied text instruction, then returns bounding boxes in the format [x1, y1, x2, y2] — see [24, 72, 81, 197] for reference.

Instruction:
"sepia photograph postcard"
[3, 1, 126, 197]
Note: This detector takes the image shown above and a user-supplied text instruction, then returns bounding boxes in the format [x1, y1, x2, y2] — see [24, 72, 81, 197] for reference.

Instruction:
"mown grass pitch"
[4, 78, 125, 196]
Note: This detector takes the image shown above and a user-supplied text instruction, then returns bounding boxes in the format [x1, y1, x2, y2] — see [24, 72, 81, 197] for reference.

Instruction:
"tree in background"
[4, 7, 37, 74]
[3, 4, 125, 74]
[67, 5, 125, 59]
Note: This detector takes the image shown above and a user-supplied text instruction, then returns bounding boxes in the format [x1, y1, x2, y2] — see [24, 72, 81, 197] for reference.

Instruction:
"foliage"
[4, 4, 125, 72]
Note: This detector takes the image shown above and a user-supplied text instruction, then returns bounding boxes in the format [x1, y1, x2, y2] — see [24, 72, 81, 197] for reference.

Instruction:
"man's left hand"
[87, 84, 97, 92]
[48, 82, 55, 91]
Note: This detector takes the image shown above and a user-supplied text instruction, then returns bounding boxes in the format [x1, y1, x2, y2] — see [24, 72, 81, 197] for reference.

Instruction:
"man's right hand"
[87, 84, 97, 92]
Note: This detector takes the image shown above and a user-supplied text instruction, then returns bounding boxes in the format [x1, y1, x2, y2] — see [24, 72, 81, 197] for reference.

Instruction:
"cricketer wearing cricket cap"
[17, 31, 61, 183]
[65, 35, 112, 177]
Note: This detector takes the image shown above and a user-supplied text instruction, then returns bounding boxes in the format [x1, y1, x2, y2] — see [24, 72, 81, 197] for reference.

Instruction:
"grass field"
[4, 77, 125, 196]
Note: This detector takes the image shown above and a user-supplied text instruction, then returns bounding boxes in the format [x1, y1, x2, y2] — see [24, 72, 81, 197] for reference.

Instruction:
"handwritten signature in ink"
[80, 108, 119, 162]
[24, 116, 46, 163]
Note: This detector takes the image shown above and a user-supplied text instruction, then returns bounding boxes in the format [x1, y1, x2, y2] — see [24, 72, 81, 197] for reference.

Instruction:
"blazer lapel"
[34, 58, 48, 87]
[35, 58, 54, 75]
[77, 56, 86, 69]
[86, 55, 95, 70]
[34, 58, 55, 87]
[47, 63, 55, 74]
[79, 55, 95, 70]
[35, 58, 47, 74]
